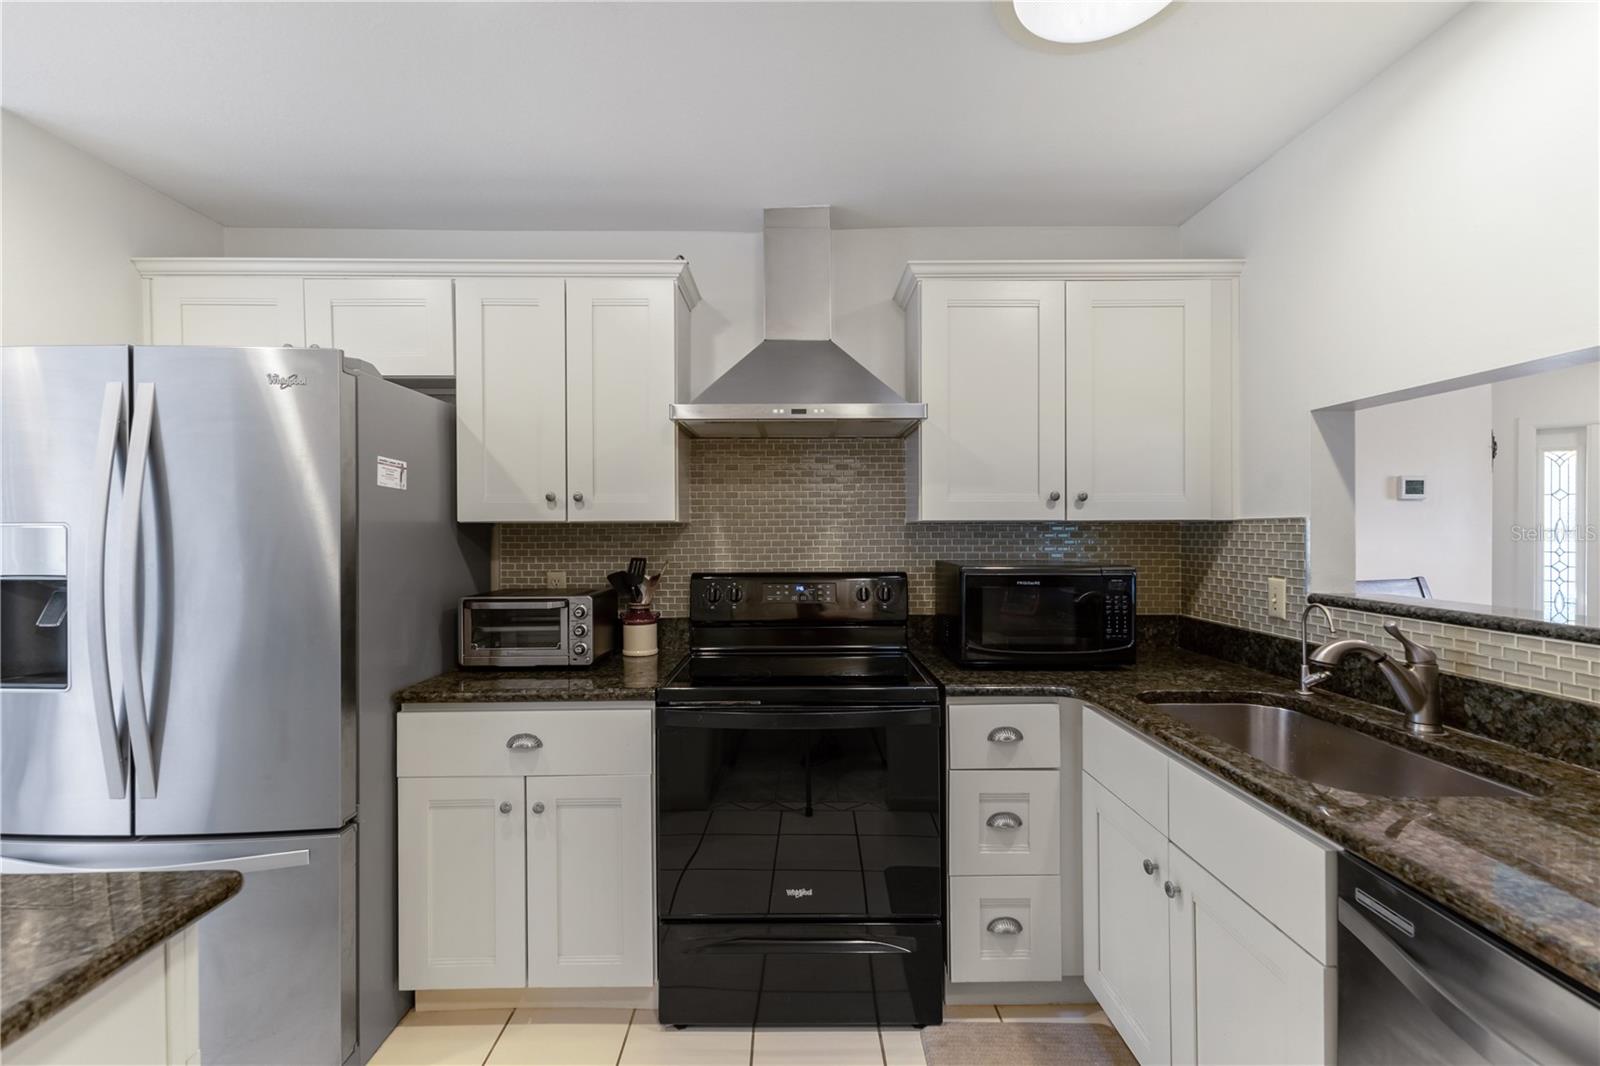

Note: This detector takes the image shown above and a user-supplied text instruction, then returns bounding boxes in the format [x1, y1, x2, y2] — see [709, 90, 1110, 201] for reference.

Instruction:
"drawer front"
[948, 701, 1061, 770]
[397, 704, 651, 778]
[949, 875, 1062, 983]
[1167, 759, 1336, 963]
[949, 770, 1061, 876]
[1082, 705, 1167, 833]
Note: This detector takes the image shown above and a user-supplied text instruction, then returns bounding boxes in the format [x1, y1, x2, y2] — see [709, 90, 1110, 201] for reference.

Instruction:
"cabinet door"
[397, 776, 526, 990]
[565, 278, 683, 522]
[1065, 280, 1213, 519]
[304, 277, 454, 376]
[149, 276, 304, 347]
[1083, 774, 1171, 1066]
[454, 277, 567, 522]
[526, 773, 654, 987]
[914, 279, 1066, 520]
[1168, 847, 1332, 1066]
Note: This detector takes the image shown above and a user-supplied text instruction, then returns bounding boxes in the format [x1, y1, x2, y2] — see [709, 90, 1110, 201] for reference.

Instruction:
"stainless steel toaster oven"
[458, 587, 618, 668]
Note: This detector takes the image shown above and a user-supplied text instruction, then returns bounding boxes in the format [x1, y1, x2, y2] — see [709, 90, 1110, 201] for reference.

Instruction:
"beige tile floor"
[371, 1002, 1111, 1066]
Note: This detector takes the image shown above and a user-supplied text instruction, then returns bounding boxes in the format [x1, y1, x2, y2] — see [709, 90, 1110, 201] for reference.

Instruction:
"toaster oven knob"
[854, 585, 871, 604]
[572, 623, 588, 638]
[572, 604, 589, 620]
[573, 642, 589, 657]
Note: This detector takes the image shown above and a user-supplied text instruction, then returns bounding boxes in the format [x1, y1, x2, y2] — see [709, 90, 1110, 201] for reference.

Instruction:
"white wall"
[1, 110, 223, 344]
[1179, 2, 1599, 585]
[1354, 385, 1492, 602]
[1491, 360, 1600, 609]
[223, 224, 1178, 396]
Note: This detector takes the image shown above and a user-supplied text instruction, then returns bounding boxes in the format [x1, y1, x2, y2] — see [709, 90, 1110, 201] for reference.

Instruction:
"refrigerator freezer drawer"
[0, 827, 356, 1066]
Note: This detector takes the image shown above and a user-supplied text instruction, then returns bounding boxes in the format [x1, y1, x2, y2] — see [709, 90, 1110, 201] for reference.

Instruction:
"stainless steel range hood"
[670, 207, 927, 438]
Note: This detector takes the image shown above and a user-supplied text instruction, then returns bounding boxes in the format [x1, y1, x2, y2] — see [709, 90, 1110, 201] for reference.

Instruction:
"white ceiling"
[1, 1, 1466, 231]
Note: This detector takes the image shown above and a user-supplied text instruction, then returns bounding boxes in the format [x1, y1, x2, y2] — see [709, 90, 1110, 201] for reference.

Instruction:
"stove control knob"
[876, 583, 895, 605]
[855, 585, 872, 604]
[706, 583, 721, 605]
[728, 583, 744, 605]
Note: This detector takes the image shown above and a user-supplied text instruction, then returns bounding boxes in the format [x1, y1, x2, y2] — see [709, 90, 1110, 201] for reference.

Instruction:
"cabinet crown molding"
[133, 258, 701, 309]
[893, 259, 1244, 308]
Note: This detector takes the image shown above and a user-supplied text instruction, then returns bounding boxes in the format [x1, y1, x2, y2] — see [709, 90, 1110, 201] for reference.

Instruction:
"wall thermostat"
[1398, 476, 1427, 500]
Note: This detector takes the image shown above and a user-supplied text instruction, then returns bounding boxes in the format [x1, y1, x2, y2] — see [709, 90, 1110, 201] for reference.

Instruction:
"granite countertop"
[914, 637, 1600, 996]
[1, 870, 242, 1046]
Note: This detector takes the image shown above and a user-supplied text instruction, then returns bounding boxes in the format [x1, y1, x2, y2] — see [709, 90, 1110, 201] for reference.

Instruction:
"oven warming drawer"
[658, 922, 944, 1027]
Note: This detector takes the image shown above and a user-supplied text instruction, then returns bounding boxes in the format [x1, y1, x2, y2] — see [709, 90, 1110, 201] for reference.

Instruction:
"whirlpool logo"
[266, 372, 307, 390]
[784, 887, 814, 899]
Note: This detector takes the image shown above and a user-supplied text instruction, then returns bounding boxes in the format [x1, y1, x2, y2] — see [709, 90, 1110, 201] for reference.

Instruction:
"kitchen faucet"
[1308, 620, 1444, 735]
[1299, 603, 1338, 694]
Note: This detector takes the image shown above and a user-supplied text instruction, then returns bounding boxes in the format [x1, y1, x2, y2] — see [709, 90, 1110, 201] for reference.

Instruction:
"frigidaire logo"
[266, 372, 307, 390]
[784, 888, 814, 899]
[1014, 580, 1041, 586]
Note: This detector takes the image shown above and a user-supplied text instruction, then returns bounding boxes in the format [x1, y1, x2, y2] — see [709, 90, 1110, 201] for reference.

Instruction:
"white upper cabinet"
[1065, 279, 1215, 519]
[303, 277, 455, 377]
[565, 277, 687, 522]
[897, 262, 1239, 521]
[455, 277, 569, 523]
[149, 275, 305, 347]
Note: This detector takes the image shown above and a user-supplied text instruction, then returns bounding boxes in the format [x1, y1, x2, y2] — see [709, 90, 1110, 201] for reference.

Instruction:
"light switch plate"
[1267, 577, 1288, 620]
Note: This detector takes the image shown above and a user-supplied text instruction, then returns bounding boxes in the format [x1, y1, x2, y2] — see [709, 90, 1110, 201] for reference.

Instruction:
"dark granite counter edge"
[1309, 591, 1600, 645]
[1, 871, 243, 1047]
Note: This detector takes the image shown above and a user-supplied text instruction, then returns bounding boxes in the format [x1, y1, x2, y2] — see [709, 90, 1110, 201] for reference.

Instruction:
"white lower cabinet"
[397, 703, 654, 993]
[949, 874, 1063, 983]
[526, 773, 654, 987]
[1082, 705, 1336, 1066]
[398, 776, 527, 990]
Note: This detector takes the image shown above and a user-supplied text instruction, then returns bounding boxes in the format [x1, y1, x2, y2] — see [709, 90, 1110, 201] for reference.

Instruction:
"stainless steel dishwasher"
[1338, 854, 1600, 1065]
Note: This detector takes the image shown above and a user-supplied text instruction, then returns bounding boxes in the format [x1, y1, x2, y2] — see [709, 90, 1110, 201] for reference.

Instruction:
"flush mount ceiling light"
[1013, 1, 1172, 44]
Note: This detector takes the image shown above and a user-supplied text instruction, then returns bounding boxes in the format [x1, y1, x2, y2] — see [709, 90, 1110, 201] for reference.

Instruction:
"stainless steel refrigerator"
[1, 346, 488, 1065]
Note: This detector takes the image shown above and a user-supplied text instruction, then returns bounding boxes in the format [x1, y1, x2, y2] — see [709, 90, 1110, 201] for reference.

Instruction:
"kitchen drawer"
[949, 770, 1061, 876]
[1167, 758, 1337, 963]
[949, 875, 1062, 983]
[397, 704, 651, 778]
[948, 701, 1061, 770]
[1082, 705, 1167, 833]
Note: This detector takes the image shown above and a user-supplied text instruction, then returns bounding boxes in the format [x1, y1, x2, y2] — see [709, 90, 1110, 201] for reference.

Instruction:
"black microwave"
[933, 563, 1136, 668]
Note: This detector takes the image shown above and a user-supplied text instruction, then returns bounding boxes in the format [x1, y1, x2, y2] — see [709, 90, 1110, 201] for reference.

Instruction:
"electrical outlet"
[1267, 577, 1288, 620]
[546, 570, 566, 587]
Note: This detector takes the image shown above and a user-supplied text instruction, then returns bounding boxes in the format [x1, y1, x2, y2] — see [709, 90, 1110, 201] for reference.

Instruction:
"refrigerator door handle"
[87, 382, 129, 800]
[121, 382, 159, 799]
[0, 848, 311, 876]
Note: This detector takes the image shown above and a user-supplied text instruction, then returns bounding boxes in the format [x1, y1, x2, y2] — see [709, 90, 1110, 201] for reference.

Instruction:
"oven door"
[960, 573, 1121, 661]
[655, 704, 943, 924]
[460, 599, 569, 666]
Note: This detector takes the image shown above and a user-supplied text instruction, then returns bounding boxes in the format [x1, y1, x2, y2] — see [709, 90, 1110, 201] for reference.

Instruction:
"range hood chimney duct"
[669, 207, 927, 438]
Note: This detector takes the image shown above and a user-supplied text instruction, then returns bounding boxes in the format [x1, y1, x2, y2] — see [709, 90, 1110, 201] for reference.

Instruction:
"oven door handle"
[657, 705, 939, 730]
[684, 935, 916, 956]
[1338, 899, 1532, 1065]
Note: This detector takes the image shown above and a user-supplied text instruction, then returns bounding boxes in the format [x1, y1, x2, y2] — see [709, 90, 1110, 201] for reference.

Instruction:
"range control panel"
[690, 572, 908, 623]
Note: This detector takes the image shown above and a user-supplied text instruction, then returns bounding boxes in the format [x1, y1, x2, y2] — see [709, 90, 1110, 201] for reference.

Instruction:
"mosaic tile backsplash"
[498, 438, 1181, 617]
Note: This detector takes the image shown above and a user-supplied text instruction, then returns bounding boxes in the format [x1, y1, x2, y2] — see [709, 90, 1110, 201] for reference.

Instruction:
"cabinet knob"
[1142, 859, 1159, 876]
[1164, 880, 1181, 899]
[987, 726, 1023, 744]
[506, 733, 543, 751]
[572, 492, 584, 503]
[986, 811, 1023, 831]
[986, 916, 1023, 935]
[531, 802, 546, 815]
[545, 492, 557, 504]
[499, 802, 513, 814]
[1048, 491, 1061, 503]
[1076, 492, 1089, 504]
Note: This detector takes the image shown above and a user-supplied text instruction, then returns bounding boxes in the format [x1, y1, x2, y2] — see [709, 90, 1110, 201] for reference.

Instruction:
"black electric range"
[654, 572, 945, 1029]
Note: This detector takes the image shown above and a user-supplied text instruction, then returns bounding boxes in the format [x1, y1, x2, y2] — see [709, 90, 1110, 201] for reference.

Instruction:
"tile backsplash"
[498, 438, 1181, 617]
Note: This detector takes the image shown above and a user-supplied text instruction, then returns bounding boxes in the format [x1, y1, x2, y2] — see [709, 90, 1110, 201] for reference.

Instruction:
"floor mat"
[921, 1020, 1137, 1065]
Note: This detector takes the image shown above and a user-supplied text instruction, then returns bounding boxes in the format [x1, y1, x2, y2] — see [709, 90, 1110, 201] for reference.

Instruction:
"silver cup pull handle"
[986, 811, 1023, 831]
[507, 733, 543, 751]
[987, 726, 1024, 744]
[986, 917, 1023, 935]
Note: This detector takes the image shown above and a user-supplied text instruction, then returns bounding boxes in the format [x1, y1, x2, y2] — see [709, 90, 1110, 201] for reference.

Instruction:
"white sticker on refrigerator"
[376, 456, 408, 490]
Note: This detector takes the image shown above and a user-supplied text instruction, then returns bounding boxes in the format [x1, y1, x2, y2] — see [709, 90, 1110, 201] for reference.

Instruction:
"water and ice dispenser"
[1, 524, 69, 689]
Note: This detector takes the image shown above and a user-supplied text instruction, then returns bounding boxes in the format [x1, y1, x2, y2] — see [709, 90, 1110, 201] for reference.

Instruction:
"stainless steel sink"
[1147, 702, 1530, 799]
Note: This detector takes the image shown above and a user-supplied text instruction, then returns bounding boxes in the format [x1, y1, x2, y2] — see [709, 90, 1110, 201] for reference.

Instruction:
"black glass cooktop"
[656, 651, 941, 704]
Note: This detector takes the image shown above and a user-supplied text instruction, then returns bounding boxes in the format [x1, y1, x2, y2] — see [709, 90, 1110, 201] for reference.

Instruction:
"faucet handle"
[1384, 622, 1437, 665]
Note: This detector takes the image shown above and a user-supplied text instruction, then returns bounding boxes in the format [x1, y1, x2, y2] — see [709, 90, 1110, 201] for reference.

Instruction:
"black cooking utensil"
[606, 571, 635, 602]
